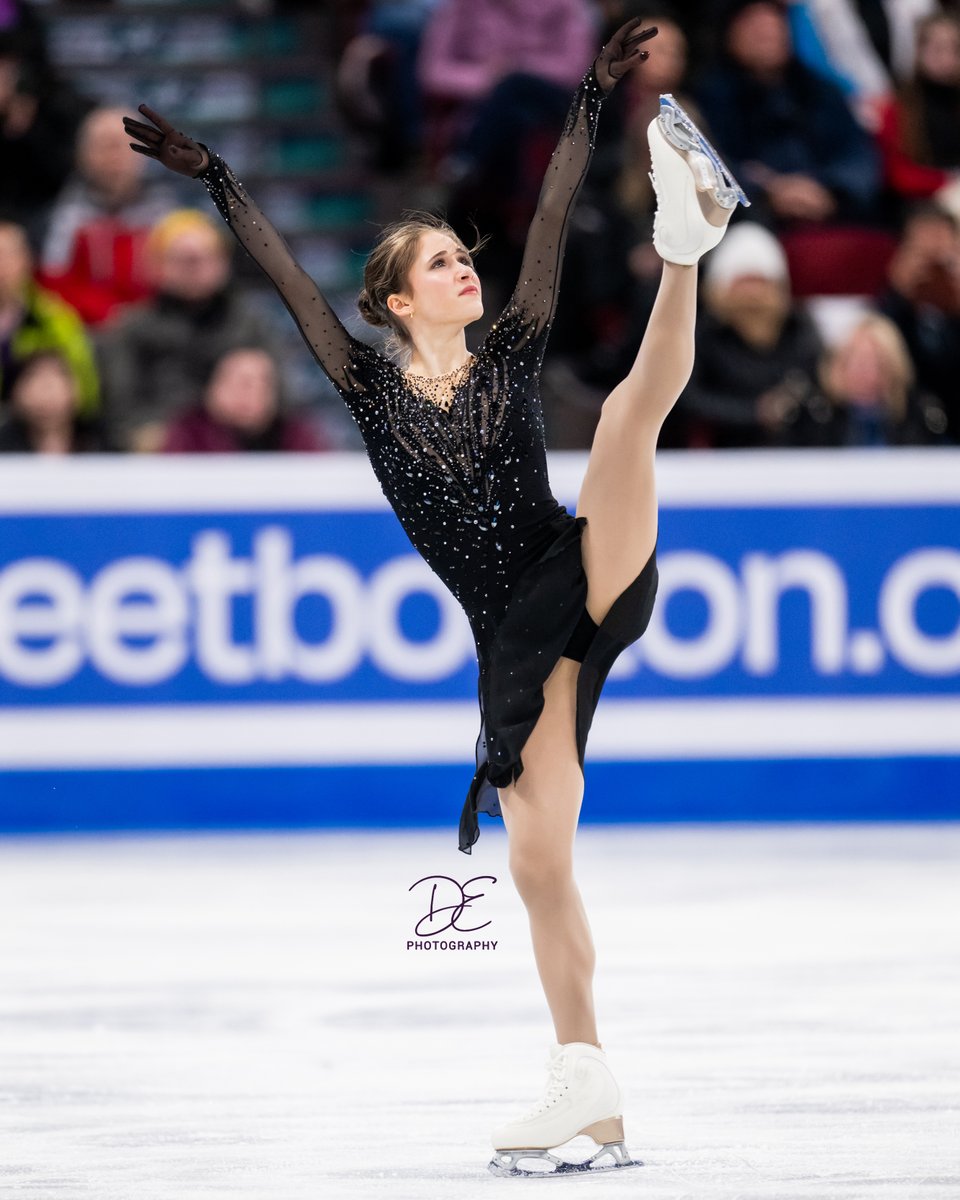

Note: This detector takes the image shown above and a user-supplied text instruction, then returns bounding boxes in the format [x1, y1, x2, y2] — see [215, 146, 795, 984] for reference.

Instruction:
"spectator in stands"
[789, 0, 937, 131]
[0, 349, 108, 454]
[774, 313, 947, 446]
[877, 13, 960, 212]
[673, 221, 824, 448]
[38, 106, 179, 326]
[878, 201, 960, 440]
[695, 0, 882, 230]
[0, 220, 99, 414]
[161, 346, 329, 453]
[336, 0, 444, 173]
[0, 12, 90, 243]
[418, 0, 596, 307]
[96, 209, 283, 452]
[417, 0, 595, 152]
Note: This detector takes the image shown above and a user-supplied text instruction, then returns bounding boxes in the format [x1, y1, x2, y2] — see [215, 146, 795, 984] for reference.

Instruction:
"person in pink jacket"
[417, 0, 598, 305]
[418, 0, 596, 105]
[162, 347, 330, 454]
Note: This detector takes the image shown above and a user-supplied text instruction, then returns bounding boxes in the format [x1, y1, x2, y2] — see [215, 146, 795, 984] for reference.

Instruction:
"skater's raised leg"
[577, 94, 747, 624]
[576, 259, 697, 622]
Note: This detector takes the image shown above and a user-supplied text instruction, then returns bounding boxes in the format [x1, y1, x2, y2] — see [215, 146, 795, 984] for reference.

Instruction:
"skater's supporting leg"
[497, 655, 600, 1047]
[576, 260, 697, 623]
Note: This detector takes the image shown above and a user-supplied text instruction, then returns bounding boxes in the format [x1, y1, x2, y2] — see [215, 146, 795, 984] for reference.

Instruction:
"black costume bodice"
[198, 67, 604, 654]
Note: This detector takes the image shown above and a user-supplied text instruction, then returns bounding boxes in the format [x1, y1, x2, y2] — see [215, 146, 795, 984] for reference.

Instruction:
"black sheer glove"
[122, 104, 210, 178]
[594, 18, 658, 95]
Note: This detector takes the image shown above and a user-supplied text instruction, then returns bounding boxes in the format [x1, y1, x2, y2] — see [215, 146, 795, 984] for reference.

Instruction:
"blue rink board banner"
[1, 450, 959, 833]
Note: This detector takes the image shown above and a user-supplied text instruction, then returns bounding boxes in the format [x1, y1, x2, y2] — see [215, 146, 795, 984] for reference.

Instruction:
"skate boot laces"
[518, 1049, 569, 1120]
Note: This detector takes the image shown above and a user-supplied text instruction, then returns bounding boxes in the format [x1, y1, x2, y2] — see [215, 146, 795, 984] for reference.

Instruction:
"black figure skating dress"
[197, 64, 658, 853]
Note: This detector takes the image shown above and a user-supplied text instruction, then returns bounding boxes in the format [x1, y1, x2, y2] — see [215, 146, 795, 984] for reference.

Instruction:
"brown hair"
[357, 211, 486, 362]
[897, 14, 960, 165]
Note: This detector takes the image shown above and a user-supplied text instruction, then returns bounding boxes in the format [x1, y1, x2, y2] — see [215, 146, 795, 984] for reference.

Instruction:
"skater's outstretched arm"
[488, 19, 658, 353]
[123, 105, 379, 397]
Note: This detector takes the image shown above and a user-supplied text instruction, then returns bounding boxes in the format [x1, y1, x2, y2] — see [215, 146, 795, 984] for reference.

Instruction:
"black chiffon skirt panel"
[458, 513, 659, 853]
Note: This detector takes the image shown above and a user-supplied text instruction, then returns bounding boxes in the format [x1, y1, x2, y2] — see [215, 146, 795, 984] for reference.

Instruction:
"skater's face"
[388, 231, 483, 331]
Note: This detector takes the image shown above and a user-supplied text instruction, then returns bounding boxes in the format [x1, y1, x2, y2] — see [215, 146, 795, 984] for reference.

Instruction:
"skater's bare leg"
[576, 261, 697, 622]
[497, 656, 601, 1047]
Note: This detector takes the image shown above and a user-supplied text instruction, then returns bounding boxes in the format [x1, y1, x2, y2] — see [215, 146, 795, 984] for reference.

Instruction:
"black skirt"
[458, 514, 659, 853]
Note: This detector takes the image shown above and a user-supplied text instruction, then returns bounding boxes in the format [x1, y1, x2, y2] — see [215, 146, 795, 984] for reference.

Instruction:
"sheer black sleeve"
[198, 153, 383, 397]
[483, 66, 605, 358]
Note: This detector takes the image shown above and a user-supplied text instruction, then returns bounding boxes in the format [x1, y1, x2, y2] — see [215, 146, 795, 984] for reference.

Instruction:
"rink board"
[1, 760, 958, 837]
[1, 450, 958, 832]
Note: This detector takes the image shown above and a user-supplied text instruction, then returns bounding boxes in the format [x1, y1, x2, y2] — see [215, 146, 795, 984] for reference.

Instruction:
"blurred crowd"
[2, 0, 960, 457]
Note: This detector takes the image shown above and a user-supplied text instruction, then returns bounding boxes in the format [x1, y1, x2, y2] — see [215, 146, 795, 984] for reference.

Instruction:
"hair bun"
[357, 289, 388, 328]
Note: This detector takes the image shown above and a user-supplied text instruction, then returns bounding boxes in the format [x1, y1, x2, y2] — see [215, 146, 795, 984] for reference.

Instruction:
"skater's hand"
[594, 18, 658, 95]
[122, 104, 209, 178]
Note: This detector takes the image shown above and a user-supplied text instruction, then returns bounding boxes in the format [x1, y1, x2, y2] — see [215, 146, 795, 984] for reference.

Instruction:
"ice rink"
[2, 821, 957, 1199]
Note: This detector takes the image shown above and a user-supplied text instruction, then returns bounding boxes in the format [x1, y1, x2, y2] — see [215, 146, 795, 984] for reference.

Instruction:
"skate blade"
[658, 93, 750, 209]
[488, 1139, 643, 1178]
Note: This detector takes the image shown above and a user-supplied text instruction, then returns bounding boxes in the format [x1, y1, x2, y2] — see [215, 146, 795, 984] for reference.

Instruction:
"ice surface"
[1, 822, 958, 1199]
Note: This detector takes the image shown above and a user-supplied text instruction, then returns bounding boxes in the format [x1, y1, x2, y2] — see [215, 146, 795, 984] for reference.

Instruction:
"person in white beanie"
[673, 221, 824, 447]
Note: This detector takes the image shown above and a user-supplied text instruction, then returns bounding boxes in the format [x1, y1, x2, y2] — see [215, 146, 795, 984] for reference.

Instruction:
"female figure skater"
[124, 18, 748, 1178]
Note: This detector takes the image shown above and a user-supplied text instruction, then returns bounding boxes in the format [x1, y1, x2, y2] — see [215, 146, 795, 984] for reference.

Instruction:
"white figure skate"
[488, 1041, 642, 1177]
[648, 93, 750, 266]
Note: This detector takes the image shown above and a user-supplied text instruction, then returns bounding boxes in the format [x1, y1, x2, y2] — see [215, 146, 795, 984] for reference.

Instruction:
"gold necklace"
[402, 355, 474, 413]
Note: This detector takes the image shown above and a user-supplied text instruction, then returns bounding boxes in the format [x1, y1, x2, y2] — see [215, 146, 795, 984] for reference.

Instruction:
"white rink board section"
[1, 823, 958, 1199]
[3, 697, 960, 768]
[2, 447, 960, 511]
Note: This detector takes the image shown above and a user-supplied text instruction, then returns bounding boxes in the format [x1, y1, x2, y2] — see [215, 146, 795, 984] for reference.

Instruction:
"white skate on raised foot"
[487, 1042, 643, 1178]
[648, 93, 750, 266]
